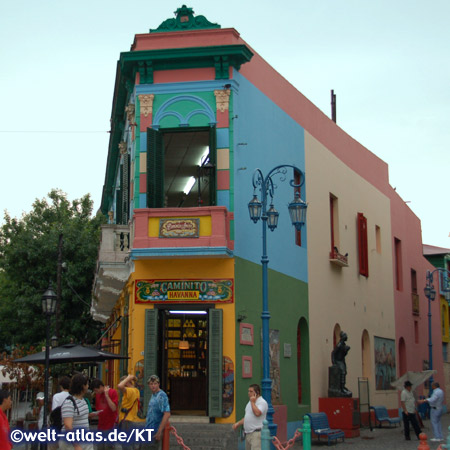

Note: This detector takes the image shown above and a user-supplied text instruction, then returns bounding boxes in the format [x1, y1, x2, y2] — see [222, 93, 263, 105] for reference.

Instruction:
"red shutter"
[357, 213, 369, 277]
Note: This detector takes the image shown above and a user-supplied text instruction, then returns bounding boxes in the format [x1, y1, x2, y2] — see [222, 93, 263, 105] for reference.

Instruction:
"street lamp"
[423, 268, 450, 386]
[42, 283, 57, 439]
[248, 165, 307, 439]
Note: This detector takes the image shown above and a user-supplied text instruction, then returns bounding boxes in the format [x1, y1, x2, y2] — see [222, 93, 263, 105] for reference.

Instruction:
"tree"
[0, 347, 44, 391]
[0, 189, 106, 350]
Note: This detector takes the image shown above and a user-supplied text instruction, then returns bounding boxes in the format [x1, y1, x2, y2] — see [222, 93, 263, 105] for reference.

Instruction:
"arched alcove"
[361, 329, 371, 379]
[398, 337, 406, 376]
[297, 317, 310, 404]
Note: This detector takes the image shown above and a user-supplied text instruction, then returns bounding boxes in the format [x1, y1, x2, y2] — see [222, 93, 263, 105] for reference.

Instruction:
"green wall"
[234, 256, 310, 422]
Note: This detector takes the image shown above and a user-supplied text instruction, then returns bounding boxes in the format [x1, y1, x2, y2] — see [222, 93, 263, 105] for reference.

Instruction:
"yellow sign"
[168, 290, 200, 300]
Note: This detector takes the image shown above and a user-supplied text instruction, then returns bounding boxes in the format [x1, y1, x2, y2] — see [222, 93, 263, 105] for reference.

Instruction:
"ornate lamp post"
[248, 165, 307, 439]
[42, 283, 57, 440]
[424, 268, 450, 385]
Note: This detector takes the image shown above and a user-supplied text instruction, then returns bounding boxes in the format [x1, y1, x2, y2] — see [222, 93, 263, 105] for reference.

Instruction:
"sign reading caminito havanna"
[159, 218, 199, 238]
[135, 279, 233, 303]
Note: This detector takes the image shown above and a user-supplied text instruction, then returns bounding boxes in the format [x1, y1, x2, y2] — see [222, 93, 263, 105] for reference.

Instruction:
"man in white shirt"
[52, 376, 71, 410]
[419, 381, 445, 442]
[233, 384, 268, 450]
[400, 380, 421, 441]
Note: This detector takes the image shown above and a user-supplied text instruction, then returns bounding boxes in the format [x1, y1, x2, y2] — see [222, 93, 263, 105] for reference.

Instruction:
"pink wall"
[389, 191, 442, 392]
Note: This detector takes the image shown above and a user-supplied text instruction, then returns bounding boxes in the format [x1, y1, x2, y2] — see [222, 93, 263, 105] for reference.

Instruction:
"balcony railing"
[92, 224, 131, 322]
[329, 248, 349, 267]
[97, 224, 130, 262]
[131, 206, 234, 258]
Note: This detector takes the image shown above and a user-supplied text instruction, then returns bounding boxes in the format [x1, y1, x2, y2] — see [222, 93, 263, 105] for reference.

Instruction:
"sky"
[0, 0, 449, 248]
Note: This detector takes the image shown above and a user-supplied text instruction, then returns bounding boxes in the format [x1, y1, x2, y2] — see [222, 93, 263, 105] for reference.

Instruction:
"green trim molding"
[120, 45, 253, 84]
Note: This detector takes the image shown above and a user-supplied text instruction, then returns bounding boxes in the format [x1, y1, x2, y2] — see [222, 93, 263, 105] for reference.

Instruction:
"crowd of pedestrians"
[0, 375, 448, 450]
[0, 373, 171, 450]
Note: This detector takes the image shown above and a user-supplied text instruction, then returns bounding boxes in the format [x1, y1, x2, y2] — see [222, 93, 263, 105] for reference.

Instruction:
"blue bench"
[370, 406, 401, 428]
[306, 412, 345, 446]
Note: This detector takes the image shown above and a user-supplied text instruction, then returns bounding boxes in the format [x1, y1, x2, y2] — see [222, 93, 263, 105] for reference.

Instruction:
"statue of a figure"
[330, 331, 352, 397]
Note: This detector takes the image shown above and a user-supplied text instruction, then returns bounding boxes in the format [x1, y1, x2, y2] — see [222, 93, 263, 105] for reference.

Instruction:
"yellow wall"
[123, 257, 236, 422]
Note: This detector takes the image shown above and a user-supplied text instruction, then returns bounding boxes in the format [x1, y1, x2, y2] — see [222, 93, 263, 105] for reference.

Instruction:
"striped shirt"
[61, 397, 90, 430]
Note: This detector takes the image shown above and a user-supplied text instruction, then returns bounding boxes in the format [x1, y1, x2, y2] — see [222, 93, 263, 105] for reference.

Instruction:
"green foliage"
[0, 189, 106, 350]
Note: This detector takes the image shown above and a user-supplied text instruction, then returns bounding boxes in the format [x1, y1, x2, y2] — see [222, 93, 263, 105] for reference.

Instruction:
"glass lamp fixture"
[248, 194, 262, 223]
[42, 283, 57, 315]
[288, 193, 308, 231]
[266, 204, 279, 231]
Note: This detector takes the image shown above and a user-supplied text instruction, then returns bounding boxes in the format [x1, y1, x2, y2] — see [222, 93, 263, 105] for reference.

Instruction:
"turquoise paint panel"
[231, 69, 308, 283]
[140, 133, 147, 152]
[139, 193, 147, 208]
[217, 128, 229, 148]
[217, 190, 230, 210]
[153, 95, 216, 129]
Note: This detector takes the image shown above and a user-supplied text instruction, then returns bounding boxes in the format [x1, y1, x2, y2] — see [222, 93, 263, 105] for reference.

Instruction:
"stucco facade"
[92, 6, 444, 444]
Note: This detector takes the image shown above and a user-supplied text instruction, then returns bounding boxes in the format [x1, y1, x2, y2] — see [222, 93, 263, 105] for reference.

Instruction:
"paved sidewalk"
[291, 413, 450, 449]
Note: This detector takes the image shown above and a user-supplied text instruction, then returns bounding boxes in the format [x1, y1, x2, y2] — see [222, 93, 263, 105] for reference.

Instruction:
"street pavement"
[291, 413, 450, 449]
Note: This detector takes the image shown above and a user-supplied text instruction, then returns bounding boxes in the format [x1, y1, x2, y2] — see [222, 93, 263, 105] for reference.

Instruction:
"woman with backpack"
[59, 374, 92, 450]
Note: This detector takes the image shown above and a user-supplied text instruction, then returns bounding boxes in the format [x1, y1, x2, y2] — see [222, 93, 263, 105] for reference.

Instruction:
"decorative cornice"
[119, 141, 127, 156]
[125, 103, 135, 124]
[150, 5, 220, 33]
[214, 89, 231, 113]
[119, 45, 253, 83]
[138, 94, 155, 117]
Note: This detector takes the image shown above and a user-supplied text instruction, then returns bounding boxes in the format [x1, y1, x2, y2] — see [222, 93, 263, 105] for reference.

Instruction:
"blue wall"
[232, 70, 308, 283]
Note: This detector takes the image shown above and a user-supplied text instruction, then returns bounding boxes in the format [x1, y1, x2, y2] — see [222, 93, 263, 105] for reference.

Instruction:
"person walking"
[419, 381, 444, 442]
[232, 384, 268, 450]
[0, 390, 12, 450]
[400, 380, 421, 441]
[144, 375, 170, 449]
[90, 378, 118, 449]
[60, 373, 92, 450]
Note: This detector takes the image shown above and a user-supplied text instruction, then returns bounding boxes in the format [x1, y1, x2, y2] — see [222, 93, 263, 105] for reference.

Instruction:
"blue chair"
[370, 406, 401, 428]
[306, 412, 345, 446]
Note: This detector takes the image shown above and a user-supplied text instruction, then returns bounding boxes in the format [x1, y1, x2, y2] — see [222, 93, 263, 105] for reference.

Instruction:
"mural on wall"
[223, 356, 234, 417]
[270, 329, 281, 404]
[374, 337, 396, 390]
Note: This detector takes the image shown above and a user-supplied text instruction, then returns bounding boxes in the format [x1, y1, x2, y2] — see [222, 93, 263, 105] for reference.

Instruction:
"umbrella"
[13, 343, 129, 364]
[390, 370, 436, 391]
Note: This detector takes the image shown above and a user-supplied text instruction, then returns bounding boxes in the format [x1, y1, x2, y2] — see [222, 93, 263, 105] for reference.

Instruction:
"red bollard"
[162, 421, 171, 450]
[417, 433, 430, 450]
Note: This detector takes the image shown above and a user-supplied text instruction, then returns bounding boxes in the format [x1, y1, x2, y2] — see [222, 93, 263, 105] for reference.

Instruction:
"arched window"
[398, 337, 406, 376]
[297, 318, 310, 404]
[361, 330, 371, 379]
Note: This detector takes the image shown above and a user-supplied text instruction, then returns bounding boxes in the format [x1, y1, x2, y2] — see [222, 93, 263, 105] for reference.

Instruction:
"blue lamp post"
[248, 165, 307, 439]
[423, 268, 450, 385]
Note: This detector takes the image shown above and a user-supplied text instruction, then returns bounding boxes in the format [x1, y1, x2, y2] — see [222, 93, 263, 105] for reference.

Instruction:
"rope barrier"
[169, 425, 191, 450]
[272, 430, 302, 449]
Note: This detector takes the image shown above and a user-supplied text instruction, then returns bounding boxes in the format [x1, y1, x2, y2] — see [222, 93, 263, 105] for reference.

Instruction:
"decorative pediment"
[151, 5, 220, 33]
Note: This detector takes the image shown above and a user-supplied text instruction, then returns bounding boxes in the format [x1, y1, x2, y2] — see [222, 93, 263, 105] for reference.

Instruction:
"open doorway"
[147, 127, 216, 208]
[162, 310, 209, 415]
